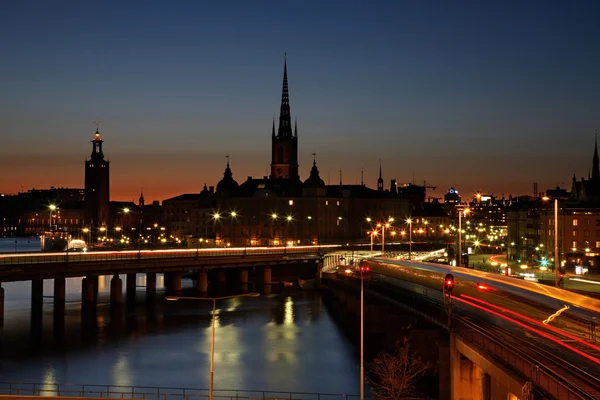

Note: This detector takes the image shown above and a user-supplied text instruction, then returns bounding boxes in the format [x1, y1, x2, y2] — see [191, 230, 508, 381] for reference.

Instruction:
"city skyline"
[1, 1, 600, 201]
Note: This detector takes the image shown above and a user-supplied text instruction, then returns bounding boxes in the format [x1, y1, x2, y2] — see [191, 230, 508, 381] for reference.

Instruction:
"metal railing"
[0, 382, 363, 400]
[0, 245, 340, 266]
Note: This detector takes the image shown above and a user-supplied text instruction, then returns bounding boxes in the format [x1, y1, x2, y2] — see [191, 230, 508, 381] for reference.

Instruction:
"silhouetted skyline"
[1, 0, 599, 201]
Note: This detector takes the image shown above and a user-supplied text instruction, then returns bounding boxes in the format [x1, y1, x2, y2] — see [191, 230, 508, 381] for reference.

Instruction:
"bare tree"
[367, 338, 429, 399]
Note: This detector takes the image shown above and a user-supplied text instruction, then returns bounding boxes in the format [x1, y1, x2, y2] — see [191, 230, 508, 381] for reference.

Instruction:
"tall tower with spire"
[377, 161, 384, 191]
[84, 127, 110, 230]
[270, 54, 299, 180]
[593, 130, 599, 181]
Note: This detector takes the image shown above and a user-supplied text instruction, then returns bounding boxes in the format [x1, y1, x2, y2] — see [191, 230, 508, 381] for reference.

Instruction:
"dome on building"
[303, 159, 325, 188]
[216, 160, 239, 196]
[200, 183, 210, 196]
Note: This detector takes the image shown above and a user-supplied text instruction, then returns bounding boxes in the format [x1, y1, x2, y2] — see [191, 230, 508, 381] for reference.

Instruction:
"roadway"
[335, 266, 600, 399]
[361, 257, 600, 397]
[0, 245, 340, 282]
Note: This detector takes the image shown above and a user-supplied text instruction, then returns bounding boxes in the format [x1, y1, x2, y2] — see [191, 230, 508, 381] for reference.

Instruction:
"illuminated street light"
[166, 293, 260, 400]
[407, 218, 413, 260]
[48, 204, 57, 230]
[541, 196, 560, 287]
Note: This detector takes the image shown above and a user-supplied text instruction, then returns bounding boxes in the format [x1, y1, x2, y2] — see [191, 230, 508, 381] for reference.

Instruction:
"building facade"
[163, 58, 412, 246]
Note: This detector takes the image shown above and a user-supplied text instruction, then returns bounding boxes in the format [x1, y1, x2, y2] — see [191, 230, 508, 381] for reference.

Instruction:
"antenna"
[93, 121, 102, 131]
[361, 167, 364, 186]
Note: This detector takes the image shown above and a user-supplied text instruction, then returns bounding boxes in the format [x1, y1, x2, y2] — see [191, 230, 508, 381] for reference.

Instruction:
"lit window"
[336, 201, 340, 206]
[325, 201, 328, 206]
[573, 230, 578, 237]
[596, 241, 600, 248]
[573, 241, 578, 248]
[289, 200, 294, 206]
[573, 219, 578, 226]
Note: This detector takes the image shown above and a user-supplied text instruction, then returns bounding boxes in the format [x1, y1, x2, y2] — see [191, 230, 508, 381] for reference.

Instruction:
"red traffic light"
[360, 265, 370, 276]
[444, 273, 454, 293]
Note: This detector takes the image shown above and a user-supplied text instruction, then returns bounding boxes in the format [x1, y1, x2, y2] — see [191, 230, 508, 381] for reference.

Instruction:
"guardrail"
[0, 245, 340, 266]
[0, 382, 364, 400]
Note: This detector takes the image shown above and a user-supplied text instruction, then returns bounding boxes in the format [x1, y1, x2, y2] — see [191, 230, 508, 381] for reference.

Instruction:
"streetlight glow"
[166, 293, 260, 400]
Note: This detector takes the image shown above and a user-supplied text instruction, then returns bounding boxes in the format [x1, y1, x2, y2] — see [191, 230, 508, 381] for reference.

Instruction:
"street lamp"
[455, 206, 469, 267]
[368, 230, 378, 257]
[407, 218, 413, 260]
[48, 204, 57, 231]
[166, 293, 260, 400]
[542, 196, 560, 287]
[377, 220, 392, 256]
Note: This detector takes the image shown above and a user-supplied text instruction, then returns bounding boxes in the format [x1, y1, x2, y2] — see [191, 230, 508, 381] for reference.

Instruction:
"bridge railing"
[0, 382, 364, 400]
[0, 245, 340, 266]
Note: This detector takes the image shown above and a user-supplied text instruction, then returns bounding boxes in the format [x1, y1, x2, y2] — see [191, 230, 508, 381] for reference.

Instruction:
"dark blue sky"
[1, 0, 599, 201]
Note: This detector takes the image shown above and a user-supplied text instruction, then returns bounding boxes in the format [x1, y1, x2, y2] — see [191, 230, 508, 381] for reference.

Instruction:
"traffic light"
[360, 264, 370, 278]
[444, 273, 454, 295]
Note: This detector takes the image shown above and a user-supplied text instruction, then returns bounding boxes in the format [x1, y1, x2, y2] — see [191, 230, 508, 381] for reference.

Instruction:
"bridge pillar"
[263, 267, 272, 284]
[217, 270, 226, 284]
[90, 275, 99, 303]
[54, 277, 66, 307]
[451, 333, 488, 400]
[239, 269, 249, 284]
[110, 274, 123, 304]
[438, 342, 451, 400]
[126, 273, 137, 301]
[81, 277, 95, 304]
[164, 272, 173, 290]
[146, 272, 157, 301]
[196, 271, 208, 293]
[31, 279, 44, 306]
[168, 272, 182, 294]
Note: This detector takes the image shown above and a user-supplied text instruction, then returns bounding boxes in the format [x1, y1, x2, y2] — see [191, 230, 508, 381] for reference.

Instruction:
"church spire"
[377, 160, 384, 191]
[272, 118, 275, 137]
[593, 129, 599, 180]
[277, 53, 292, 138]
[294, 118, 298, 137]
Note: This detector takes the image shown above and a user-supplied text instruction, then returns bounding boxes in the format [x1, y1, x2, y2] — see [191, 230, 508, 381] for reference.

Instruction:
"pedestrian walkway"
[0, 382, 362, 400]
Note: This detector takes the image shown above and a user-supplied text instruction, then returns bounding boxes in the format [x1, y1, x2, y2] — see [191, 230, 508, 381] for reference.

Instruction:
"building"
[571, 135, 600, 202]
[163, 57, 413, 246]
[84, 129, 110, 231]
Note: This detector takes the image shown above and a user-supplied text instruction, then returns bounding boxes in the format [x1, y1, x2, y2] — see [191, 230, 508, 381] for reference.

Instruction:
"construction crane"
[423, 181, 436, 191]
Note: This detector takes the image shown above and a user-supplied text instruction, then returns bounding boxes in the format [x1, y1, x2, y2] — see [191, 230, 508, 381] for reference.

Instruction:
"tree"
[368, 338, 429, 399]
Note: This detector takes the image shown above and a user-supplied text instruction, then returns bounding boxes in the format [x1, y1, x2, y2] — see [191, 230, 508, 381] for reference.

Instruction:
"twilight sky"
[1, 0, 599, 202]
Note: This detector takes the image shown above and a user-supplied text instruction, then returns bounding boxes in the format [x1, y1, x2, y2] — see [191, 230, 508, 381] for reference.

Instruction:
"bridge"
[0, 245, 341, 318]
[325, 257, 600, 400]
[1, 246, 600, 399]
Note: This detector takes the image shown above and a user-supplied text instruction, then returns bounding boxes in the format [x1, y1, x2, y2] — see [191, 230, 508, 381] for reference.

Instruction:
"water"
[0, 277, 360, 395]
[0, 237, 41, 253]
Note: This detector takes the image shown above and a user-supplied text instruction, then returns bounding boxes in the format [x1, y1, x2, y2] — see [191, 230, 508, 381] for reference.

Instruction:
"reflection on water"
[0, 278, 359, 394]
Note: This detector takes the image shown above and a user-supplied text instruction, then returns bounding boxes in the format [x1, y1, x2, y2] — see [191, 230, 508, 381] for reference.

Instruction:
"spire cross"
[226, 154, 230, 167]
[93, 121, 102, 132]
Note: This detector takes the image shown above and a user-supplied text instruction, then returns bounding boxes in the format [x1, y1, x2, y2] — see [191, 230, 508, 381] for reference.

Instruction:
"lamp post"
[271, 213, 278, 245]
[360, 267, 364, 400]
[166, 293, 260, 400]
[456, 206, 469, 267]
[377, 220, 392, 256]
[48, 204, 57, 231]
[407, 218, 413, 260]
[230, 211, 237, 247]
[368, 230, 378, 257]
[542, 197, 560, 287]
[212, 212, 221, 246]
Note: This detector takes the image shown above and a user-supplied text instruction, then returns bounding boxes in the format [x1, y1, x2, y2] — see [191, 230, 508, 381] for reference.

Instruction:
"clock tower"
[270, 55, 299, 181]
